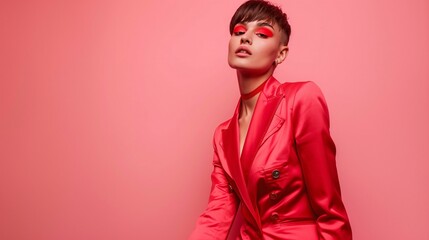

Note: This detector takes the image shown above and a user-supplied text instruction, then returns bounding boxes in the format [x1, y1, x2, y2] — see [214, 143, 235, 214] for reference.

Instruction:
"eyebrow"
[256, 22, 274, 30]
[238, 21, 275, 30]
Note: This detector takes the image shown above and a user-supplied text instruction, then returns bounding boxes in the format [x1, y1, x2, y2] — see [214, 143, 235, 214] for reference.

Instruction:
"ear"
[276, 45, 289, 65]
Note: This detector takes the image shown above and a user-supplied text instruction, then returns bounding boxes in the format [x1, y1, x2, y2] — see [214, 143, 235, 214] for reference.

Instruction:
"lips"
[235, 46, 252, 56]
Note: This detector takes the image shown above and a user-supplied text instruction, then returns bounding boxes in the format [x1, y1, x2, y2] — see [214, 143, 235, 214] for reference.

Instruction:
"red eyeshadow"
[233, 25, 247, 34]
[256, 27, 273, 37]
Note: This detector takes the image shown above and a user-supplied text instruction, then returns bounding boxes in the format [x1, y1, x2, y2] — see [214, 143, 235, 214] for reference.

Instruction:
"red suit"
[190, 76, 352, 240]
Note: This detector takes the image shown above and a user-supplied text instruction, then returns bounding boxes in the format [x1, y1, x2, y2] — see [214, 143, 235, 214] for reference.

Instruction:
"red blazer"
[190, 76, 352, 240]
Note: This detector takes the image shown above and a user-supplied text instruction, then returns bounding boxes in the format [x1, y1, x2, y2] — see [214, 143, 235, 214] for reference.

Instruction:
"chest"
[238, 117, 251, 158]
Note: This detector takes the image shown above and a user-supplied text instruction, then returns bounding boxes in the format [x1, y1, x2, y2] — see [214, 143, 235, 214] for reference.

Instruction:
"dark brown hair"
[229, 0, 291, 45]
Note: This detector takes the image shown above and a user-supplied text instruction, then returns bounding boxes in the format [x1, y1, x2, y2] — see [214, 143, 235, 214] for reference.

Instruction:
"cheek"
[268, 42, 282, 58]
[228, 39, 235, 54]
[227, 39, 236, 65]
[257, 43, 279, 60]
[228, 39, 239, 61]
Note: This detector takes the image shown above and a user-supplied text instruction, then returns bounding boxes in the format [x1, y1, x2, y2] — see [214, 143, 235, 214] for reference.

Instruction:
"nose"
[240, 35, 252, 45]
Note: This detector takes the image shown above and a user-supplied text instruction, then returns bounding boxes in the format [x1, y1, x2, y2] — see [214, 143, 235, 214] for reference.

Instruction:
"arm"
[189, 133, 239, 240]
[292, 82, 352, 240]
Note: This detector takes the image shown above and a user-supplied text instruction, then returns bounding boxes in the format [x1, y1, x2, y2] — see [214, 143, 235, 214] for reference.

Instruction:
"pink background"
[1, 0, 428, 239]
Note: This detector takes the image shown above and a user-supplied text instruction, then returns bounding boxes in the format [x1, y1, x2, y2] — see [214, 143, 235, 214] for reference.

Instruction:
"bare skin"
[238, 70, 274, 158]
[228, 20, 288, 158]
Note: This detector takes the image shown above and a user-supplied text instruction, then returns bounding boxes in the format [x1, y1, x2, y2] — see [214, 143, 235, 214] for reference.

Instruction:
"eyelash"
[233, 27, 271, 38]
[256, 32, 268, 38]
[233, 27, 246, 36]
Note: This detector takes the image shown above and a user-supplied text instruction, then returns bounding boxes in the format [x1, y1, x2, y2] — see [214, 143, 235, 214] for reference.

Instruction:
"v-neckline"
[238, 109, 253, 160]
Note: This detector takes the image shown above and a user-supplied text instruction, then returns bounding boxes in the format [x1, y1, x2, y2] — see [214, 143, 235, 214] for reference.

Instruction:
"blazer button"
[269, 192, 278, 200]
[270, 212, 279, 221]
[272, 169, 280, 179]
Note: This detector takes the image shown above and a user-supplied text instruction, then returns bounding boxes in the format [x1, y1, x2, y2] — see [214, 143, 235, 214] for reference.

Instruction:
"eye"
[233, 25, 246, 36]
[256, 33, 268, 38]
[255, 27, 273, 38]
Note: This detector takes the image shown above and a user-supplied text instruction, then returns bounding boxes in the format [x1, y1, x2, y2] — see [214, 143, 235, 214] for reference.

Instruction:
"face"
[228, 20, 288, 75]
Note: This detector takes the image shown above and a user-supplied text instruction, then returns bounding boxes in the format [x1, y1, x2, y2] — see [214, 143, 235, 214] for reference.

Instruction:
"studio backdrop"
[1, 0, 428, 239]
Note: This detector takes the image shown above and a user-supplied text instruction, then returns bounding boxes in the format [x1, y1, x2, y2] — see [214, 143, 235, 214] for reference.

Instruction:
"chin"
[228, 61, 273, 76]
[228, 63, 249, 72]
[228, 59, 252, 70]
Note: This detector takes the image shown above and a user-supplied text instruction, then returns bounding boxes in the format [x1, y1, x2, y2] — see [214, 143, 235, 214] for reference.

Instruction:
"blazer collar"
[220, 75, 283, 229]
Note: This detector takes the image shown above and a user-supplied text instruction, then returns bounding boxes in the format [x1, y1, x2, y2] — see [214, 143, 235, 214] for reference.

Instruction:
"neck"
[237, 69, 273, 119]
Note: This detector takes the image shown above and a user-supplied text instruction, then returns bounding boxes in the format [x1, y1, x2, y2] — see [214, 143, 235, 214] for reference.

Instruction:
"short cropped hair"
[229, 0, 291, 45]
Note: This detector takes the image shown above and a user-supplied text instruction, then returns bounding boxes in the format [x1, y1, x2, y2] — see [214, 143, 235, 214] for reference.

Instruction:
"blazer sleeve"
[292, 82, 352, 240]
[189, 130, 239, 240]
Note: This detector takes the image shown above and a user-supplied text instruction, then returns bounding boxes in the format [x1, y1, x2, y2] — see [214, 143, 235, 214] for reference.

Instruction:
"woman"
[190, 1, 352, 239]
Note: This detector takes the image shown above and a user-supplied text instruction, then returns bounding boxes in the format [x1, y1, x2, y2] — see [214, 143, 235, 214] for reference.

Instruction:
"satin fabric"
[190, 76, 352, 240]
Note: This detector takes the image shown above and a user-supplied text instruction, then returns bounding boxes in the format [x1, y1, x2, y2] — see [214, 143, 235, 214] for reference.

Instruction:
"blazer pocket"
[262, 161, 288, 183]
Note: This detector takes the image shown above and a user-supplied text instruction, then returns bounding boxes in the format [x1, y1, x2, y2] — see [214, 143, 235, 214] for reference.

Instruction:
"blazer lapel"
[241, 76, 283, 227]
[220, 76, 283, 230]
[260, 114, 285, 147]
[221, 100, 262, 228]
[241, 76, 283, 181]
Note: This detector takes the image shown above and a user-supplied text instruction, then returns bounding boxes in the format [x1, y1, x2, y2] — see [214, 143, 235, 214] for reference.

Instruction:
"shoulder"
[280, 81, 327, 107]
[213, 118, 230, 135]
[280, 81, 324, 99]
[211, 118, 231, 147]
